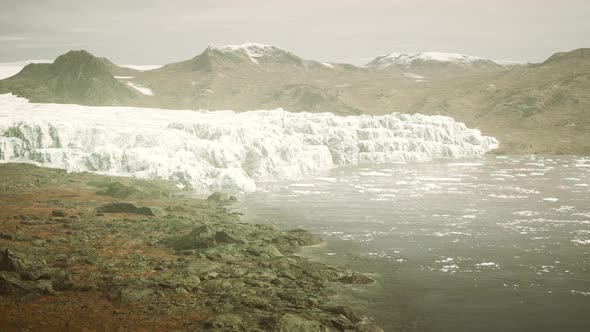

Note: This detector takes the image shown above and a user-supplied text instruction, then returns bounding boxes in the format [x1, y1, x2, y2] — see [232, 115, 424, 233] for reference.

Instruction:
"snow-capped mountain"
[206, 43, 300, 65]
[366, 52, 505, 70]
[159, 42, 323, 72]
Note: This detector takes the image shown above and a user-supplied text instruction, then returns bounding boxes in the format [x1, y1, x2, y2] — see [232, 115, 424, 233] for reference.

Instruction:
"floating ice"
[0, 93, 498, 192]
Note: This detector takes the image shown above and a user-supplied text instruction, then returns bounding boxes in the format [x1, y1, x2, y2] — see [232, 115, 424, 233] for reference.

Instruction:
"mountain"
[542, 48, 590, 65]
[359, 48, 590, 154]
[121, 43, 363, 112]
[0, 50, 139, 105]
[0, 46, 588, 154]
[365, 52, 507, 78]
[159, 43, 327, 72]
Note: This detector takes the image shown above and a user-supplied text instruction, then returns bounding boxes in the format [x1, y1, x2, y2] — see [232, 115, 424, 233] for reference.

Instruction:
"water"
[235, 155, 590, 331]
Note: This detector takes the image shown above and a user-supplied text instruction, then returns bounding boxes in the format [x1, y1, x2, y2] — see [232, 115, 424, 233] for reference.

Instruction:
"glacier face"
[0, 93, 498, 192]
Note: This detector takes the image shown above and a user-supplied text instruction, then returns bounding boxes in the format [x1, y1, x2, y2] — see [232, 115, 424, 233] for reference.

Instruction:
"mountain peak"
[208, 42, 283, 52]
[53, 49, 97, 65]
[204, 43, 298, 65]
[366, 51, 502, 70]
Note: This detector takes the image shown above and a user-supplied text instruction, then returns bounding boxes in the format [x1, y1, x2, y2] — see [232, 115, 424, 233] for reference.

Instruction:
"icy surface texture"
[0, 94, 498, 191]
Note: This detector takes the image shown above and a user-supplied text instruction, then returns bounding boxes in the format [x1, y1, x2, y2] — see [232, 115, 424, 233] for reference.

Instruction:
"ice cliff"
[0, 93, 498, 192]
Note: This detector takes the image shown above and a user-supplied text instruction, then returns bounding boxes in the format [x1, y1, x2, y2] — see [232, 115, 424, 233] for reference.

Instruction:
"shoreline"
[0, 163, 382, 331]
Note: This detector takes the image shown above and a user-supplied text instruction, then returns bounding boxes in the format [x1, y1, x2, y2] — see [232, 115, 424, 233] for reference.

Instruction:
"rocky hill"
[0, 50, 139, 105]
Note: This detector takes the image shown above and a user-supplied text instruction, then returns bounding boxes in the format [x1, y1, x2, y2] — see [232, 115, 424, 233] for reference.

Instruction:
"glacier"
[0, 93, 498, 192]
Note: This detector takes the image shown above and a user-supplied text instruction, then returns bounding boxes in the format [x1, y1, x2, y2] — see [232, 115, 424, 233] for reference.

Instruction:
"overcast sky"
[1, 0, 588, 65]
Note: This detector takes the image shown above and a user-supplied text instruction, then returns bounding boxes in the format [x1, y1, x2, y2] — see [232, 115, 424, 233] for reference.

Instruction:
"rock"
[155, 273, 201, 291]
[245, 245, 284, 258]
[180, 259, 222, 276]
[95, 202, 155, 216]
[116, 287, 157, 303]
[162, 226, 216, 250]
[323, 305, 363, 323]
[204, 313, 245, 330]
[241, 296, 274, 311]
[0, 231, 14, 240]
[48, 270, 74, 291]
[175, 287, 188, 294]
[51, 209, 67, 217]
[50, 237, 69, 244]
[0, 271, 55, 295]
[149, 207, 166, 217]
[106, 182, 145, 199]
[0, 271, 31, 294]
[281, 229, 323, 246]
[214, 231, 241, 244]
[0, 249, 45, 276]
[338, 273, 374, 285]
[165, 205, 186, 212]
[207, 192, 237, 203]
[272, 313, 327, 332]
[13, 230, 27, 241]
[201, 279, 233, 293]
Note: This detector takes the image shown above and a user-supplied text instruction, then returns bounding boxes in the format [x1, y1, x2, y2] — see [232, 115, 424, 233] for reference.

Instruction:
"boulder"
[214, 231, 241, 244]
[106, 182, 145, 199]
[95, 202, 155, 216]
[338, 273, 374, 285]
[323, 305, 363, 323]
[0, 271, 55, 295]
[207, 192, 237, 203]
[115, 287, 157, 303]
[162, 226, 244, 251]
[0, 271, 32, 294]
[51, 209, 67, 217]
[155, 272, 201, 291]
[204, 313, 245, 330]
[272, 313, 327, 332]
[273, 229, 323, 249]
[0, 249, 45, 276]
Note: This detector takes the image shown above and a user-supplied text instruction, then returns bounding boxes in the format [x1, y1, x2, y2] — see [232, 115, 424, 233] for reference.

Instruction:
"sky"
[1, 0, 588, 65]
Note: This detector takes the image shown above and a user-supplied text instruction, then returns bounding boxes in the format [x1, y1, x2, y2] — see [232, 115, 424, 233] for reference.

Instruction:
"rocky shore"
[0, 163, 381, 331]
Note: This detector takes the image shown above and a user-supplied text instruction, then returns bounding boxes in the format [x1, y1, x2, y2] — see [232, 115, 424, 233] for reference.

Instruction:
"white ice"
[0, 93, 498, 192]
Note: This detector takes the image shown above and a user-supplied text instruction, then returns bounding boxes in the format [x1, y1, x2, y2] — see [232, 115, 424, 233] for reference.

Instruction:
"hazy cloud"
[0, 36, 29, 42]
[0, 0, 588, 64]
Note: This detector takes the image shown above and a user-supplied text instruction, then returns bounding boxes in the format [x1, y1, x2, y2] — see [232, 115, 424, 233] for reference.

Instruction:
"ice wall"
[0, 94, 498, 191]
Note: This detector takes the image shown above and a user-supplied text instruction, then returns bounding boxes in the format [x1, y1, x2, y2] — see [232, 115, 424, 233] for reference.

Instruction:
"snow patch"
[126, 82, 154, 96]
[118, 64, 163, 71]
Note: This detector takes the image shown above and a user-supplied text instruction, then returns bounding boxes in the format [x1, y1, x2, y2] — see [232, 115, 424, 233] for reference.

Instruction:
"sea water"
[236, 155, 590, 332]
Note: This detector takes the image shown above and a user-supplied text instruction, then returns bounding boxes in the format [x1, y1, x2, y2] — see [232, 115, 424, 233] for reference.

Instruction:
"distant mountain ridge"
[0, 45, 589, 154]
[366, 51, 505, 69]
